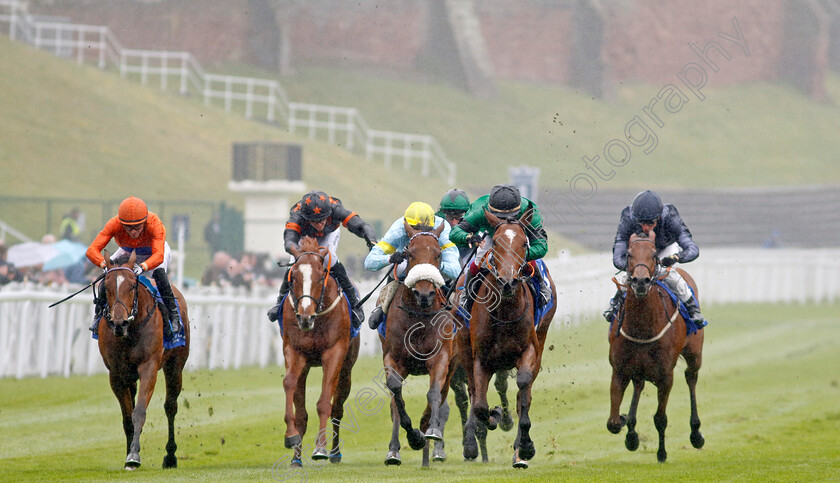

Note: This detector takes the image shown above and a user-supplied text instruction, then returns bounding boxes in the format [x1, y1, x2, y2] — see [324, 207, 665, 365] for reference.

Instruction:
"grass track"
[1, 302, 839, 481]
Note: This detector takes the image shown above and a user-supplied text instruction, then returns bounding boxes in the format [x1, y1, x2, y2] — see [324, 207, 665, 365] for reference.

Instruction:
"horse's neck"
[624, 287, 667, 330]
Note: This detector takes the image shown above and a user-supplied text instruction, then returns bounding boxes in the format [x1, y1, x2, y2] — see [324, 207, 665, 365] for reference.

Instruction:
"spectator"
[60, 208, 82, 242]
[0, 241, 24, 285]
[201, 251, 234, 287]
[204, 211, 222, 258]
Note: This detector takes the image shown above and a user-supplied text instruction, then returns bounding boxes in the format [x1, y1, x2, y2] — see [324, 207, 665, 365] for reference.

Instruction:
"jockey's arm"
[364, 218, 404, 272]
[437, 219, 461, 279]
[343, 212, 377, 248]
[676, 226, 699, 263]
[283, 217, 302, 254]
[86, 220, 119, 268]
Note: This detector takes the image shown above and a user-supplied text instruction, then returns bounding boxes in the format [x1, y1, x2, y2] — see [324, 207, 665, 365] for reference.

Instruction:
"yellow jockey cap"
[404, 202, 435, 227]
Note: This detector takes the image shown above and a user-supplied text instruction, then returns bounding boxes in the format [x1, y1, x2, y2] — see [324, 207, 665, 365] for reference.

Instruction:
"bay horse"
[607, 231, 705, 462]
[280, 236, 360, 467]
[460, 208, 556, 468]
[97, 249, 190, 470]
[379, 220, 454, 467]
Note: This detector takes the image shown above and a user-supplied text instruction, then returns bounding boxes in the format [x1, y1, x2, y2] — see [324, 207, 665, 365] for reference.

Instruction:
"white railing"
[2, 248, 839, 379]
[0, 0, 456, 184]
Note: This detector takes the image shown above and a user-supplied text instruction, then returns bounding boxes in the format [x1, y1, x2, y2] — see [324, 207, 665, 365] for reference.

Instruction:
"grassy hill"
[3, 33, 840, 276]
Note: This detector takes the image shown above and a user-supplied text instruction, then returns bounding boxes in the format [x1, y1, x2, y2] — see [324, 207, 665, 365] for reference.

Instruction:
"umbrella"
[6, 242, 59, 268]
[43, 240, 89, 271]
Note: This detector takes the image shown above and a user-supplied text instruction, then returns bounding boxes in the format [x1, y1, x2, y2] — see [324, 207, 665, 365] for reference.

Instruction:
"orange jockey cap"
[118, 196, 148, 226]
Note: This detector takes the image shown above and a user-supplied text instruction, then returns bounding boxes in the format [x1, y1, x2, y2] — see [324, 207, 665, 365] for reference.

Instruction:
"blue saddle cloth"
[654, 281, 708, 335]
[92, 275, 186, 350]
[276, 287, 361, 339]
[454, 259, 555, 329]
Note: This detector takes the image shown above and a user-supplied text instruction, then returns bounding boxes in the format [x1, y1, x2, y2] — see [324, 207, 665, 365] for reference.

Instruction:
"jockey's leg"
[369, 279, 399, 330]
[90, 279, 107, 332]
[528, 260, 551, 308]
[331, 261, 364, 330]
[603, 273, 627, 322]
[153, 267, 182, 333]
[660, 268, 705, 326]
[458, 260, 482, 318]
[267, 268, 290, 322]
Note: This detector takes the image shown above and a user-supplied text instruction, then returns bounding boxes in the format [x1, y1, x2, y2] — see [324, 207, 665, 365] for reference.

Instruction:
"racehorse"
[97, 249, 190, 470]
[379, 220, 454, 467]
[281, 236, 360, 466]
[607, 231, 705, 462]
[460, 208, 556, 468]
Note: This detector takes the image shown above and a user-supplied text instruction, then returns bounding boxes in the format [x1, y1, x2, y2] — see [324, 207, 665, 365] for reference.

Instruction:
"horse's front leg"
[424, 353, 450, 442]
[513, 345, 537, 462]
[109, 376, 135, 459]
[471, 357, 494, 430]
[683, 336, 705, 449]
[385, 398, 402, 465]
[654, 372, 675, 462]
[383, 357, 425, 451]
[125, 360, 160, 469]
[624, 378, 645, 451]
[607, 368, 630, 434]
[282, 350, 307, 451]
[162, 353, 186, 469]
[312, 344, 348, 460]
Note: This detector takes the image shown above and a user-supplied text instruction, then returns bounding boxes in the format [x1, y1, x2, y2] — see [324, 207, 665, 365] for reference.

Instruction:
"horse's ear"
[404, 219, 417, 238]
[127, 251, 136, 267]
[433, 220, 444, 237]
[484, 208, 501, 228]
[103, 249, 112, 269]
[289, 244, 300, 259]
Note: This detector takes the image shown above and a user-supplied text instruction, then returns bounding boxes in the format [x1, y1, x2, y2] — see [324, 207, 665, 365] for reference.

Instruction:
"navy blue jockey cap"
[631, 190, 663, 223]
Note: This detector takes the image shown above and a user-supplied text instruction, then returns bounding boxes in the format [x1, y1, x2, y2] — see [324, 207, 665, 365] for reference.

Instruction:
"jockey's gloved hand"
[466, 234, 483, 247]
[661, 254, 680, 267]
[133, 264, 143, 275]
[362, 225, 378, 250]
[389, 251, 405, 264]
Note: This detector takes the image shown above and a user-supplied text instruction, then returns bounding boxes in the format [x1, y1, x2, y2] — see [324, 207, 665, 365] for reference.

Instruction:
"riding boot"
[603, 289, 623, 323]
[89, 282, 107, 333]
[368, 305, 384, 330]
[153, 268, 182, 334]
[682, 295, 706, 327]
[267, 269, 290, 322]
[331, 261, 364, 330]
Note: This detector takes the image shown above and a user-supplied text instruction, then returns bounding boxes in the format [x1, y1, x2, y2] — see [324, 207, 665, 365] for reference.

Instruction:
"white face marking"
[505, 228, 516, 244]
[299, 265, 313, 311]
[116, 275, 125, 294]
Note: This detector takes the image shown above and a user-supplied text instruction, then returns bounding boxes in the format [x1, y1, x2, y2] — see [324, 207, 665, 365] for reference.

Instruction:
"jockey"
[449, 184, 551, 319]
[364, 201, 460, 330]
[266, 190, 378, 330]
[86, 196, 182, 335]
[436, 188, 473, 268]
[605, 190, 706, 326]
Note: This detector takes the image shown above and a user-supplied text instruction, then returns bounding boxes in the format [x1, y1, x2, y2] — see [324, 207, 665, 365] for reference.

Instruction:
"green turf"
[1, 302, 838, 481]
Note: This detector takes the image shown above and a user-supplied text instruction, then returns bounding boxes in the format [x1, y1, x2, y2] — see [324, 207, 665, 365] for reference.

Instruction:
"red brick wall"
[28, 0, 792, 87]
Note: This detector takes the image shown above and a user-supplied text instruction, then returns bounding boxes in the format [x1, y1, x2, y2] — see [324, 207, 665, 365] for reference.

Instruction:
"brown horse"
[280, 236, 360, 467]
[460, 209, 556, 468]
[97, 249, 190, 470]
[379, 220, 454, 467]
[607, 231, 705, 462]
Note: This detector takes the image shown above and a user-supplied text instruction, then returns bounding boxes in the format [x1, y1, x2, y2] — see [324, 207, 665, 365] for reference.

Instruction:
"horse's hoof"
[518, 438, 535, 461]
[162, 454, 177, 469]
[690, 431, 705, 449]
[512, 449, 529, 469]
[657, 449, 667, 463]
[432, 447, 446, 462]
[284, 434, 302, 449]
[424, 428, 443, 441]
[499, 409, 515, 432]
[625, 431, 639, 451]
[311, 447, 329, 460]
[124, 453, 141, 469]
[607, 415, 626, 434]
[407, 428, 426, 450]
[290, 457, 303, 468]
[329, 451, 343, 464]
[463, 439, 478, 460]
[487, 406, 503, 431]
[385, 450, 401, 466]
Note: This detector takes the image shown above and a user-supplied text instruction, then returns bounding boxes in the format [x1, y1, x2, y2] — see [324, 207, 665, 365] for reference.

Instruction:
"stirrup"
[368, 306, 383, 330]
[267, 304, 281, 322]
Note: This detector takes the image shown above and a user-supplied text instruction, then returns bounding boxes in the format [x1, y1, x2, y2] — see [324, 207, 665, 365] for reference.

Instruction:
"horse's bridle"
[287, 251, 339, 316]
[101, 267, 154, 329]
[486, 219, 530, 285]
[626, 237, 660, 291]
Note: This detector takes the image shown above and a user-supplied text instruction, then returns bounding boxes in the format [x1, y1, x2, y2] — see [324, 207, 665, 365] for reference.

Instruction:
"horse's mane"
[298, 236, 319, 252]
[630, 230, 656, 244]
[413, 223, 434, 232]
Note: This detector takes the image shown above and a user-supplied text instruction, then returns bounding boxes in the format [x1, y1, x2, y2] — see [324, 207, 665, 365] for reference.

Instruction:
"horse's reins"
[48, 272, 106, 308]
[618, 238, 680, 343]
